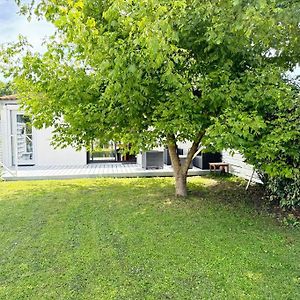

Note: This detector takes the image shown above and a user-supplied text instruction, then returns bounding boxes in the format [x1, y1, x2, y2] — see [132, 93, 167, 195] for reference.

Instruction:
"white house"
[0, 95, 86, 168]
[1, 95, 260, 183]
[0, 95, 194, 169]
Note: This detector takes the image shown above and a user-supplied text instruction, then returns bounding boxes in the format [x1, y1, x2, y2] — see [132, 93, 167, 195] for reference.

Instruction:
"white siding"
[33, 126, 87, 166]
[222, 150, 262, 183]
[0, 102, 87, 167]
[177, 141, 193, 155]
[0, 103, 3, 165]
[0, 102, 11, 167]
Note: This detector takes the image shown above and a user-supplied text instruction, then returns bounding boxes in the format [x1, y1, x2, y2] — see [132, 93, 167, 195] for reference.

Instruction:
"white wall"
[0, 103, 3, 164]
[33, 127, 87, 166]
[177, 141, 193, 155]
[0, 103, 12, 167]
[0, 102, 87, 167]
[222, 150, 262, 183]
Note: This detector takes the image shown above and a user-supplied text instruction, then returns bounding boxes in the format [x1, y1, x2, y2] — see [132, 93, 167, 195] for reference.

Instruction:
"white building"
[1, 95, 260, 183]
[0, 96, 86, 168]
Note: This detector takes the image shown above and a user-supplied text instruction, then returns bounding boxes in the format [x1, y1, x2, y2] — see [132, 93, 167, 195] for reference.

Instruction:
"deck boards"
[2, 163, 209, 181]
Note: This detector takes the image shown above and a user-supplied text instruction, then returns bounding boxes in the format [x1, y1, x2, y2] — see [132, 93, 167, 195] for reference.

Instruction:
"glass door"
[87, 140, 137, 163]
[10, 111, 34, 166]
[89, 140, 117, 162]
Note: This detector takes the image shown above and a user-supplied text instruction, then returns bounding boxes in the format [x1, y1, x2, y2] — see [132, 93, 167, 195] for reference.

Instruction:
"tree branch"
[182, 131, 206, 174]
[167, 134, 181, 174]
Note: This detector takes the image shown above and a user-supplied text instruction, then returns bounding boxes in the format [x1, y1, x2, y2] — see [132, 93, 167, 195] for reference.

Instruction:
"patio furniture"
[193, 152, 222, 169]
[209, 162, 229, 173]
[163, 148, 183, 165]
[142, 151, 164, 170]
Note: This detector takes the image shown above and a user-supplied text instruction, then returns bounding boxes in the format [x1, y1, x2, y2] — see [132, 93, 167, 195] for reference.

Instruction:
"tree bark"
[167, 132, 205, 197]
[168, 140, 187, 197]
[175, 172, 188, 197]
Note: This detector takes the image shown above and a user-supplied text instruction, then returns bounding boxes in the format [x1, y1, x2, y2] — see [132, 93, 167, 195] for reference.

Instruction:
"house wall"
[33, 127, 86, 166]
[177, 141, 193, 155]
[1, 102, 12, 167]
[0, 103, 4, 165]
[0, 102, 87, 167]
[221, 150, 262, 183]
[0, 100, 265, 177]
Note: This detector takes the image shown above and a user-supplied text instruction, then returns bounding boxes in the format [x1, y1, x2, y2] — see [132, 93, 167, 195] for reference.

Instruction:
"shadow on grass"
[0, 175, 265, 217]
[188, 174, 265, 210]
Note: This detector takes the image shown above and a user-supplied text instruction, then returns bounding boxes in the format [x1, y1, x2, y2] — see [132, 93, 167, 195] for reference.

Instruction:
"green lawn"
[0, 177, 299, 299]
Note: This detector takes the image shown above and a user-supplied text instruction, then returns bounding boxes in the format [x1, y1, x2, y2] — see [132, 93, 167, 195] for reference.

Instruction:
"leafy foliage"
[207, 74, 299, 208]
[207, 80, 300, 179]
[265, 174, 300, 209]
[0, 81, 13, 96]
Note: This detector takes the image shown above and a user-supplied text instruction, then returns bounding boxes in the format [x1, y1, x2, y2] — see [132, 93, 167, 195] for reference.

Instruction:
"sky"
[0, 0, 55, 81]
[0, 0, 54, 51]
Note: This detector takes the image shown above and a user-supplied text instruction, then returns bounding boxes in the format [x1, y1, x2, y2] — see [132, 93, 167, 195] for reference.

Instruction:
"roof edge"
[0, 94, 18, 101]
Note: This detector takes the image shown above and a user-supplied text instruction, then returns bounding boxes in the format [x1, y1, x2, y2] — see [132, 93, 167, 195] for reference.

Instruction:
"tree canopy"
[0, 81, 13, 96]
[1, 0, 299, 196]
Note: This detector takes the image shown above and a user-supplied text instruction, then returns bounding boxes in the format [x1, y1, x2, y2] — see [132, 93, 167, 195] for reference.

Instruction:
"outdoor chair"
[142, 151, 164, 170]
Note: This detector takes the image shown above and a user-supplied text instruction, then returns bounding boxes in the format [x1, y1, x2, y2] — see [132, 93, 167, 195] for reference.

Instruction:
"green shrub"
[265, 174, 300, 209]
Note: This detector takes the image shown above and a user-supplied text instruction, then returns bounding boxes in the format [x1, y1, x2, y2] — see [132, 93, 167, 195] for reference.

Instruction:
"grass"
[0, 176, 299, 299]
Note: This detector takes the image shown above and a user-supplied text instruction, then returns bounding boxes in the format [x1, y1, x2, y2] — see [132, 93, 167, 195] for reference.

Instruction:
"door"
[87, 140, 137, 163]
[10, 111, 35, 166]
[88, 140, 117, 163]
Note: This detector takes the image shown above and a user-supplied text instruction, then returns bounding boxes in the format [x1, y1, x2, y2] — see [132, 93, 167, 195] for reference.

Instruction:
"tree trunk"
[167, 141, 188, 197]
[167, 132, 206, 197]
[175, 172, 188, 197]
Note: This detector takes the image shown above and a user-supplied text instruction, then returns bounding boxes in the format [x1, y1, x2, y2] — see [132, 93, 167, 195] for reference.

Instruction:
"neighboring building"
[222, 150, 262, 183]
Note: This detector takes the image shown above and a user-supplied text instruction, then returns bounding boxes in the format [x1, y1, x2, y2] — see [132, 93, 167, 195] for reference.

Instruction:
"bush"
[265, 174, 300, 209]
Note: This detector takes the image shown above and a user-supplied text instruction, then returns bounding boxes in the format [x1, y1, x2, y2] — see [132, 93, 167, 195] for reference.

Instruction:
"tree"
[208, 80, 300, 179]
[208, 80, 300, 209]
[1, 0, 299, 196]
[0, 81, 13, 96]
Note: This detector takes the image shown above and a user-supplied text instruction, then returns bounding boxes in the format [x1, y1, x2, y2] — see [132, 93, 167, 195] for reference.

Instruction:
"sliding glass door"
[88, 140, 117, 162]
[87, 140, 136, 163]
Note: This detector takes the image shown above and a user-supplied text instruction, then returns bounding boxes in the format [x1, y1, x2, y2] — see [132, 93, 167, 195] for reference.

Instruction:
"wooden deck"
[2, 163, 209, 181]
